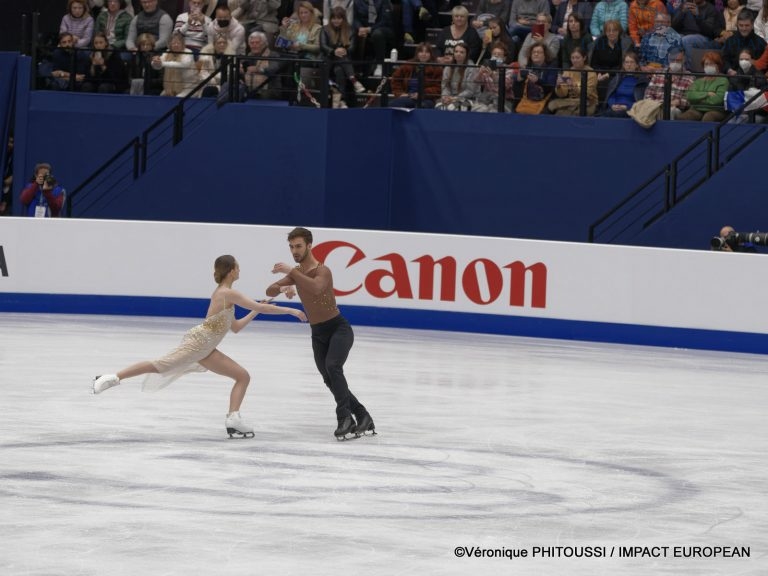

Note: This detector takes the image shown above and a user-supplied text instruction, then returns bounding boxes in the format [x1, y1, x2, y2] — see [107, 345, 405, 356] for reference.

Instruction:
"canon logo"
[313, 241, 547, 308]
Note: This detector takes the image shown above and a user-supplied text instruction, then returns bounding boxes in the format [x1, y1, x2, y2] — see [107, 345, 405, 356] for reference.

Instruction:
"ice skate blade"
[226, 427, 255, 439]
[335, 432, 357, 441]
[355, 429, 377, 438]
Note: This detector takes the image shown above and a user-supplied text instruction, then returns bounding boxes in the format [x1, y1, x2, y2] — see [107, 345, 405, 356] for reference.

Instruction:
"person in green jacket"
[677, 51, 729, 121]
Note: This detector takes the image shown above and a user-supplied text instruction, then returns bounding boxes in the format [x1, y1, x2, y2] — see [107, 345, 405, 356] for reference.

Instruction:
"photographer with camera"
[710, 225, 762, 252]
[19, 163, 66, 218]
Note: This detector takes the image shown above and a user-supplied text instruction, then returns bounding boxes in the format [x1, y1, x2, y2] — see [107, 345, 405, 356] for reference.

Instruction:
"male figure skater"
[267, 227, 375, 440]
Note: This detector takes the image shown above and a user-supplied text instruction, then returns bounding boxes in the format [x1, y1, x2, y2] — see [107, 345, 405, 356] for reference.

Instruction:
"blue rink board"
[1, 292, 766, 355]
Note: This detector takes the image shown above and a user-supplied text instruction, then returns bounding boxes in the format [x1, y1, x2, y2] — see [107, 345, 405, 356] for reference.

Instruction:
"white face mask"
[668, 61, 682, 73]
[739, 59, 752, 71]
[704, 64, 718, 75]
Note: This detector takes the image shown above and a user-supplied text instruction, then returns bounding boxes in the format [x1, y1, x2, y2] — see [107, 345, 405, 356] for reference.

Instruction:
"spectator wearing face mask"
[731, 48, 768, 120]
[207, 5, 246, 55]
[643, 47, 694, 118]
[723, 11, 767, 75]
[676, 50, 728, 121]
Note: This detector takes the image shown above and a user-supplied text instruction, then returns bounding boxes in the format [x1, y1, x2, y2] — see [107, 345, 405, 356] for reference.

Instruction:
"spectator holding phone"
[517, 12, 560, 68]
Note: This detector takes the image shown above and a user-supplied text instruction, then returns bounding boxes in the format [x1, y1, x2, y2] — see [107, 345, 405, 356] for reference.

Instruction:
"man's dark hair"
[288, 227, 313, 244]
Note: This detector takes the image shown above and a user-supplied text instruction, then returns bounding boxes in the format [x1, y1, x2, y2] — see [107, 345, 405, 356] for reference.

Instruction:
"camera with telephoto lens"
[43, 174, 55, 186]
[710, 231, 768, 250]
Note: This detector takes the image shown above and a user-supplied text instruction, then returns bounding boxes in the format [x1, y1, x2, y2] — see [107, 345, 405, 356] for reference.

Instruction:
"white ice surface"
[0, 313, 766, 575]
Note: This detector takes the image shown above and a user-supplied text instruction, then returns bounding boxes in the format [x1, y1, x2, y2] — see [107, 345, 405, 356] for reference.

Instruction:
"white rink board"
[0, 217, 765, 334]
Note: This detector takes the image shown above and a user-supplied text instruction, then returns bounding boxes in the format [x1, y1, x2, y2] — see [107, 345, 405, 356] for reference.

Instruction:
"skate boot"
[225, 411, 255, 439]
[334, 415, 356, 441]
[353, 413, 376, 437]
[92, 374, 120, 395]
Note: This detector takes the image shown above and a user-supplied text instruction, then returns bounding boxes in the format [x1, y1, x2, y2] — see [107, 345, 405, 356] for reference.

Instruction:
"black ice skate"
[334, 415, 356, 441]
[225, 411, 255, 439]
[353, 413, 376, 437]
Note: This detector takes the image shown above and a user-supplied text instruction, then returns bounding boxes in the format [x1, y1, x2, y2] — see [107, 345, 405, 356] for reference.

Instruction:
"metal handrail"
[588, 89, 768, 244]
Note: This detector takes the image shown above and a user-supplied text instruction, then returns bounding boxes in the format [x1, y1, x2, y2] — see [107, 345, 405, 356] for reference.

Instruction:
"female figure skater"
[92, 255, 307, 438]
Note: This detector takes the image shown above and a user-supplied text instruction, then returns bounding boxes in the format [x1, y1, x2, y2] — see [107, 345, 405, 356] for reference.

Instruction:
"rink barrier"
[1, 292, 767, 355]
[2, 218, 767, 355]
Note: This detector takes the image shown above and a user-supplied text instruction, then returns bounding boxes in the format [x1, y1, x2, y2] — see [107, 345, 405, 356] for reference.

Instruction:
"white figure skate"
[92, 374, 120, 395]
[225, 411, 254, 439]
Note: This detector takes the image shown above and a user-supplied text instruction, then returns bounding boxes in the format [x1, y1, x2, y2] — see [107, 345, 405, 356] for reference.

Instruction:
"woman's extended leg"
[117, 361, 159, 380]
[93, 360, 159, 394]
[198, 349, 250, 413]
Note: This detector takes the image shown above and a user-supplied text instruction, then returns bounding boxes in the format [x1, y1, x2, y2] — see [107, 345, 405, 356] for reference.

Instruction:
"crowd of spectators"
[25, 0, 768, 117]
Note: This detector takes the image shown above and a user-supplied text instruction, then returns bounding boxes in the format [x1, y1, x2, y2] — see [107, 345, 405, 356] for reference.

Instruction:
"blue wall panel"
[5, 44, 756, 247]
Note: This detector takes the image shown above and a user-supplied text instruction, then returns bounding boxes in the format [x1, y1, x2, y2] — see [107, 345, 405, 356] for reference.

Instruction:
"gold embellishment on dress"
[201, 307, 233, 334]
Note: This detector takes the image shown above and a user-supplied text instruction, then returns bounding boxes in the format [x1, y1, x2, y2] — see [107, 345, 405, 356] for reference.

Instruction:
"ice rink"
[1, 312, 766, 576]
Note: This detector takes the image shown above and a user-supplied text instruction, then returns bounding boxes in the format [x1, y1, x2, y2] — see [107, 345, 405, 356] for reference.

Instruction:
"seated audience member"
[232, 0, 282, 40]
[722, 11, 767, 75]
[518, 13, 561, 68]
[61, 0, 95, 49]
[129, 32, 164, 94]
[95, 0, 133, 51]
[352, 0, 395, 77]
[643, 47, 694, 118]
[754, 0, 768, 40]
[548, 46, 598, 114]
[50, 32, 90, 90]
[719, 0, 744, 46]
[747, 40, 768, 73]
[514, 41, 558, 113]
[671, 0, 722, 67]
[20, 163, 66, 218]
[558, 13, 594, 69]
[389, 42, 443, 108]
[323, 0, 355, 27]
[198, 33, 236, 97]
[677, 50, 729, 121]
[729, 48, 768, 89]
[628, 0, 667, 49]
[174, 0, 211, 53]
[435, 6, 482, 65]
[240, 30, 284, 100]
[592, 20, 634, 77]
[590, 0, 628, 39]
[638, 12, 683, 69]
[278, 1, 322, 58]
[436, 43, 479, 110]
[126, 0, 174, 51]
[599, 50, 647, 116]
[402, 0, 437, 44]
[480, 17, 515, 62]
[552, 0, 593, 38]
[321, 6, 365, 107]
[472, 42, 515, 112]
[207, 5, 246, 55]
[152, 31, 202, 97]
[82, 31, 129, 92]
[472, 0, 511, 34]
[507, 0, 550, 44]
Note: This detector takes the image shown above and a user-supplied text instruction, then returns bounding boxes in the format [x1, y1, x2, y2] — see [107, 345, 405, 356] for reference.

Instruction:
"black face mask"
[217, 19, 230, 27]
